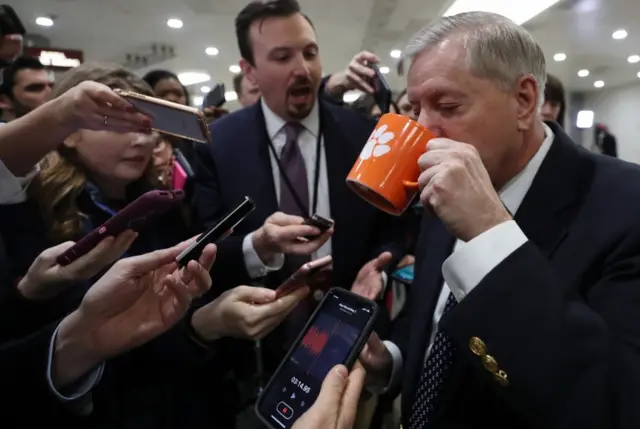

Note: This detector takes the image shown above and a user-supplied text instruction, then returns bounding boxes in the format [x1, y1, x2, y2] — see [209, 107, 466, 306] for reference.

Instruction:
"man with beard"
[192, 0, 405, 425]
[0, 56, 53, 122]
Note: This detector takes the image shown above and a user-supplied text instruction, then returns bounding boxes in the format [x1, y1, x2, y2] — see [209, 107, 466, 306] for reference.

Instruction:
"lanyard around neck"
[266, 112, 323, 217]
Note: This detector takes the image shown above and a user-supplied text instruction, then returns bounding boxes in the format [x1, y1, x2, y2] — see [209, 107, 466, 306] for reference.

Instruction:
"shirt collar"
[261, 99, 320, 142]
[499, 122, 555, 214]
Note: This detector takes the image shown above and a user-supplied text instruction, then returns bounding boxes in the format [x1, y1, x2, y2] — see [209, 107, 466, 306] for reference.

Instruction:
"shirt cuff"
[242, 232, 285, 279]
[0, 160, 38, 204]
[442, 220, 528, 302]
[367, 340, 403, 395]
[47, 324, 104, 414]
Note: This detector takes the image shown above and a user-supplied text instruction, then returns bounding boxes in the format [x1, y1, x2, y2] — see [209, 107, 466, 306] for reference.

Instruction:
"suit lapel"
[236, 104, 279, 226]
[403, 217, 456, 418]
[514, 124, 592, 258]
[321, 103, 367, 277]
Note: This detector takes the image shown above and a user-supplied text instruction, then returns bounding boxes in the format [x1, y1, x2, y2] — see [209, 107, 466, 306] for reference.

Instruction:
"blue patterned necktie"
[408, 292, 458, 429]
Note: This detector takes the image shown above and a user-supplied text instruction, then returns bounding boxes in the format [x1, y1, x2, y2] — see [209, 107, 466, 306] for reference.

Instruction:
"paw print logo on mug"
[360, 125, 395, 160]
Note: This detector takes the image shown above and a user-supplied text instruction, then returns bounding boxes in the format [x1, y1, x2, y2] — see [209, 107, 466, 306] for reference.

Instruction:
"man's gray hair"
[398, 11, 547, 107]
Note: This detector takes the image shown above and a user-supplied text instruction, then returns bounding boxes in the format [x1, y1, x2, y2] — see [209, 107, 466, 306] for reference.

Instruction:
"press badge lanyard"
[266, 115, 323, 217]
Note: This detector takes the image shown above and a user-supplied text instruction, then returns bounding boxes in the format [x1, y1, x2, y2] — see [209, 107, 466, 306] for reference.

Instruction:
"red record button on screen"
[277, 401, 294, 419]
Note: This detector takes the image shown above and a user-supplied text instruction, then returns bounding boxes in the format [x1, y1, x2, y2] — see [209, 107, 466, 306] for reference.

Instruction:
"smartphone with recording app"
[256, 288, 378, 429]
[56, 190, 184, 266]
[370, 63, 392, 114]
[274, 255, 333, 299]
[176, 197, 256, 266]
[114, 89, 211, 144]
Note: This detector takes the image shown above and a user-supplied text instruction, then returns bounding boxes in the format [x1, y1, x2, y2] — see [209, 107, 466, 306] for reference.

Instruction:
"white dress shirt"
[381, 124, 555, 392]
[241, 100, 332, 278]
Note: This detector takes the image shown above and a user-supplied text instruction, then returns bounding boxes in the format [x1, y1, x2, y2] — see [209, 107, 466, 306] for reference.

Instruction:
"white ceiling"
[11, 0, 640, 109]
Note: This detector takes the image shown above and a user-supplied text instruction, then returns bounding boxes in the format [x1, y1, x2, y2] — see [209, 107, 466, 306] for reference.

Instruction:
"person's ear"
[240, 58, 258, 86]
[514, 74, 539, 131]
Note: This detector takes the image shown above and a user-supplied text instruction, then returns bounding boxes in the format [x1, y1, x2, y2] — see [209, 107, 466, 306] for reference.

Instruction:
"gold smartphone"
[114, 89, 211, 144]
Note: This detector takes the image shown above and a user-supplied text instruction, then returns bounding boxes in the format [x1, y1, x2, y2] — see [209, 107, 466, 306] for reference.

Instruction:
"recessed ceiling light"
[205, 47, 219, 56]
[637, 71, 640, 79]
[36, 17, 54, 27]
[390, 50, 402, 59]
[229, 65, 241, 74]
[379, 66, 390, 74]
[177, 72, 210, 86]
[167, 18, 183, 29]
[612, 29, 628, 40]
[594, 80, 605, 88]
[628, 55, 640, 63]
[553, 53, 566, 62]
[201, 86, 211, 93]
[225, 91, 238, 101]
[577, 69, 589, 77]
[193, 96, 203, 107]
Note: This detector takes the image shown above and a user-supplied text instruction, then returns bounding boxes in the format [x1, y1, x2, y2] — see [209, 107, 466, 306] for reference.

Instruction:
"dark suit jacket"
[393, 122, 640, 428]
[193, 100, 405, 292]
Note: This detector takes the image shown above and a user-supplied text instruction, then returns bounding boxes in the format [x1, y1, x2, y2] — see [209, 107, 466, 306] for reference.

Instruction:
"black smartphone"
[303, 214, 334, 233]
[0, 5, 25, 36]
[256, 288, 378, 429]
[203, 83, 226, 109]
[370, 63, 392, 114]
[176, 196, 256, 266]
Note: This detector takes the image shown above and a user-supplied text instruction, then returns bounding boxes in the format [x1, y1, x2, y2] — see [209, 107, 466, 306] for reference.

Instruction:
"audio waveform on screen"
[300, 326, 330, 356]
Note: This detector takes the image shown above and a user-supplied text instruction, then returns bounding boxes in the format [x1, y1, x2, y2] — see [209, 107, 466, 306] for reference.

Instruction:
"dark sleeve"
[318, 75, 345, 106]
[191, 141, 253, 291]
[442, 235, 640, 429]
[0, 199, 50, 279]
[0, 322, 80, 421]
[372, 212, 409, 273]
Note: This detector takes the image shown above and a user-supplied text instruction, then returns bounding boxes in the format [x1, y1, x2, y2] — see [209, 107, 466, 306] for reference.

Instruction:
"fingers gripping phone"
[176, 197, 256, 266]
[114, 89, 211, 144]
[275, 255, 333, 299]
[56, 190, 185, 266]
[369, 63, 392, 114]
[256, 288, 378, 429]
[300, 214, 334, 241]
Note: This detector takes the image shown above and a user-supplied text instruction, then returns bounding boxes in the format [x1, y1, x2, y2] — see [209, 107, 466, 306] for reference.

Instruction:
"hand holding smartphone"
[56, 190, 184, 266]
[369, 63, 392, 114]
[256, 288, 378, 429]
[275, 255, 333, 299]
[300, 214, 334, 241]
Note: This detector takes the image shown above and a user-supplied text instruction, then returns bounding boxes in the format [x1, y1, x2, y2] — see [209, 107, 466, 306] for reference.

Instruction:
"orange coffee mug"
[346, 113, 434, 216]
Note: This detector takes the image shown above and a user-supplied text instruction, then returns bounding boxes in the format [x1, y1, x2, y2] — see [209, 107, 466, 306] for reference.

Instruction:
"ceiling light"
[225, 91, 238, 101]
[379, 66, 390, 74]
[193, 96, 203, 107]
[628, 55, 640, 64]
[205, 47, 219, 56]
[443, 0, 561, 25]
[201, 86, 211, 93]
[576, 110, 594, 129]
[577, 69, 589, 77]
[390, 50, 402, 59]
[343, 90, 363, 103]
[594, 80, 604, 88]
[167, 18, 183, 29]
[637, 71, 640, 78]
[612, 29, 628, 40]
[553, 53, 566, 62]
[36, 17, 54, 27]
[229, 65, 241, 74]
[177, 72, 210, 86]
